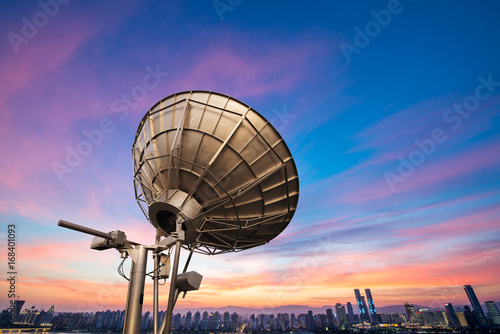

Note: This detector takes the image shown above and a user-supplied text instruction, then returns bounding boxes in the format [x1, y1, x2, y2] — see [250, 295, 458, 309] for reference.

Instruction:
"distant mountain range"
[173, 302, 500, 315]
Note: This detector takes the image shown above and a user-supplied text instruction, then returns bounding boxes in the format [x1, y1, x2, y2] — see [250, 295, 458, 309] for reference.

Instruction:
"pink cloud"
[168, 31, 335, 100]
[0, 276, 129, 312]
[0, 3, 142, 222]
[4, 224, 499, 310]
[340, 139, 500, 203]
[352, 89, 500, 155]
[0, 26, 342, 231]
[393, 206, 500, 241]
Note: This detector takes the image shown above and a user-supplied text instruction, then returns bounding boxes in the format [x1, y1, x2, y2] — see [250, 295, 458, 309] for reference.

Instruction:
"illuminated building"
[365, 289, 377, 323]
[354, 289, 370, 322]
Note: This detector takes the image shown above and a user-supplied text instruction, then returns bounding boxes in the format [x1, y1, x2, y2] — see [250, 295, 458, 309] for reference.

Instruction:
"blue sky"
[0, 0, 499, 312]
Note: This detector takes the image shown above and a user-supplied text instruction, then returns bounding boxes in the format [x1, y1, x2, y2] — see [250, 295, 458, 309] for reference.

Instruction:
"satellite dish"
[58, 90, 300, 334]
[132, 91, 299, 254]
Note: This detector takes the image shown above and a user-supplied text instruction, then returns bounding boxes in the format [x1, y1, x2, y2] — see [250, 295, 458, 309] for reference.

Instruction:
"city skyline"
[4, 288, 500, 331]
[4, 286, 498, 316]
[1, 1, 500, 312]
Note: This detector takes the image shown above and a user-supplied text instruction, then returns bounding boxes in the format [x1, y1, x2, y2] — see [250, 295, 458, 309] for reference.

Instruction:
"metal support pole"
[123, 245, 148, 334]
[160, 240, 182, 334]
[58, 220, 140, 245]
[58, 220, 113, 240]
[153, 252, 160, 334]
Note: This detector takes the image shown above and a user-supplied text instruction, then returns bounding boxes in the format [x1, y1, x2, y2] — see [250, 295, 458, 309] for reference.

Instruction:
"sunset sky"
[1, 1, 500, 313]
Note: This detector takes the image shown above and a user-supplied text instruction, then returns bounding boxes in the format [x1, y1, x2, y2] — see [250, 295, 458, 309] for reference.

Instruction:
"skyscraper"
[223, 311, 230, 329]
[193, 311, 200, 330]
[249, 314, 256, 330]
[40, 305, 55, 326]
[326, 309, 334, 329]
[173, 313, 181, 330]
[13, 300, 24, 320]
[346, 302, 355, 324]
[485, 301, 500, 325]
[365, 289, 377, 324]
[464, 305, 479, 328]
[231, 312, 238, 331]
[201, 311, 208, 331]
[464, 285, 488, 327]
[444, 303, 459, 326]
[307, 310, 315, 331]
[335, 303, 348, 326]
[404, 303, 417, 323]
[185, 311, 192, 330]
[354, 289, 370, 322]
[141, 311, 150, 330]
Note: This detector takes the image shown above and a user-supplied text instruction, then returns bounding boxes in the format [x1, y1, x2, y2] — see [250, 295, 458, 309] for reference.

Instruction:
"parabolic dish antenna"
[132, 91, 299, 254]
[58, 90, 299, 334]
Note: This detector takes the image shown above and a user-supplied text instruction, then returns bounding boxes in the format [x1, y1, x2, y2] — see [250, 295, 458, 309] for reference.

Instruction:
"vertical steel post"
[123, 245, 148, 334]
[160, 240, 182, 334]
[153, 252, 160, 334]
